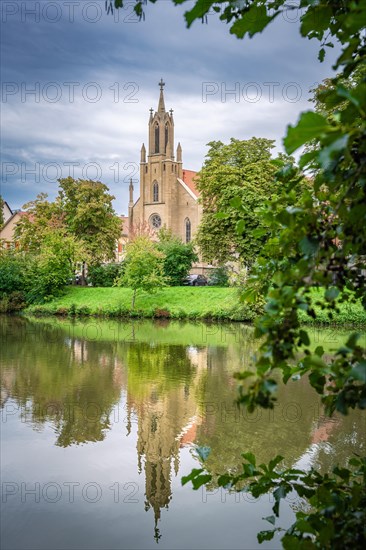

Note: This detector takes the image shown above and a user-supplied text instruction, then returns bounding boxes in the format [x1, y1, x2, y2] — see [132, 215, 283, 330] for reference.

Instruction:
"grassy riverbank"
[24, 286, 366, 325]
[26, 286, 254, 321]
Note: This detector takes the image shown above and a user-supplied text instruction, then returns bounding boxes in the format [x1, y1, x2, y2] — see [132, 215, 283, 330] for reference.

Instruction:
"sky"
[1, 0, 339, 214]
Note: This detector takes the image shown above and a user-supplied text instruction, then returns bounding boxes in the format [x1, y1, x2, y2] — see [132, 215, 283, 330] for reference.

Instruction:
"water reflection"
[1, 315, 365, 548]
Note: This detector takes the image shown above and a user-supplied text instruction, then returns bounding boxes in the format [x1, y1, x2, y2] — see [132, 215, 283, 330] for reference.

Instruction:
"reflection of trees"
[2, 315, 365, 539]
[125, 343, 203, 540]
[0, 316, 124, 446]
[194, 359, 366, 486]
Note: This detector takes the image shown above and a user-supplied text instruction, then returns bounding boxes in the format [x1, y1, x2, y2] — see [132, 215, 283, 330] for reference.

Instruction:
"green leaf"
[299, 236, 319, 257]
[236, 219, 245, 234]
[350, 361, 366, 383]
[181, 468, 203, 486]
[301, 5, 332, 36]
[315, 346, 324, 357]
[230, 196, 242, 209]
[299, 329, 310, 346]
[191, 474, 212, 490]
[242, 452, 256, 466]
[268, 455, 284, 472]
[318, 135, 349, 170]
[257, 529, 275, 543]
[295, 519, 317, 535]
[230, 5, 273, 38]
[183, 0, 213, 27]
[263, 515, 276, 526]
[284, 112, 330, 154]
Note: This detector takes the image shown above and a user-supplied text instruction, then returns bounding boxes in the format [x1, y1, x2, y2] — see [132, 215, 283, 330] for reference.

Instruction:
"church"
[126, 80, 202, 244]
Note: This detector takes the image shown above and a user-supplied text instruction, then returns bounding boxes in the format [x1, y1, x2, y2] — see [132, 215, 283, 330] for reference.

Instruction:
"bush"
[157, 229, 198, 286]
[0, 291, 27, 313]
[0, 252, 28, 294]
[207, 266, 230, 287]
[88, 263, 125, 287]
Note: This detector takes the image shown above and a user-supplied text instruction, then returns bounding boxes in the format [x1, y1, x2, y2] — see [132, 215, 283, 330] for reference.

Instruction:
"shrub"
[154, 308, 171, 318]
[0, 252, 28, 294]
[157, 229, 198, 286]
[88, 263, 125, 287]
[0, 291, 27, 313]
[207, 266, 230, 287]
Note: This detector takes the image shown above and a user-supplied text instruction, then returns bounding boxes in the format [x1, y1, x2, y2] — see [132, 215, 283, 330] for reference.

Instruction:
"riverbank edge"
[22, 287, 366, 326]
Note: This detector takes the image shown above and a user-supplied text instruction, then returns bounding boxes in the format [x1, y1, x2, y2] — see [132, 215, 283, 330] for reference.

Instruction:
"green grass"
[25, 286, 256, 321]
[24, 286, 366, 325]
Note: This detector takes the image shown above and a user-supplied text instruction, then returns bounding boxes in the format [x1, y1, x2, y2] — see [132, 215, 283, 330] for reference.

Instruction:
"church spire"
[141, 143, 146, 163]
[158, 78, 165, 112]
[129, 178, 134, 206]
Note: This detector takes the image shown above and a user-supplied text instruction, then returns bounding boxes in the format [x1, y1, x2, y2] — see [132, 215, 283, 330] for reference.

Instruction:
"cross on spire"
[159, 78, 165, 91]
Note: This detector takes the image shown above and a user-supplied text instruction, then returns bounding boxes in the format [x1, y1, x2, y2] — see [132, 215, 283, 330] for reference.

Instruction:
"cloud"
[1, 0, 339, 211]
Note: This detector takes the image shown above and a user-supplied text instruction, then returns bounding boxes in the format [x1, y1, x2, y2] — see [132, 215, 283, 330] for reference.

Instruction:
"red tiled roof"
[182, 169, 199, 197]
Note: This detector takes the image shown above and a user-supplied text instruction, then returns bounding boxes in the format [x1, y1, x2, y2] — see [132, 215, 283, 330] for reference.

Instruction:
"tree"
[116, 235, 166, 308]
[195, 138, 285, 265]
[0, 196, 4, 227]
[58, 177, 122, 284]
[112, 0, 366, 547]
[157, 228, 198, 286]
[27, 230, 85, 302]
[15, 193, 66, 252]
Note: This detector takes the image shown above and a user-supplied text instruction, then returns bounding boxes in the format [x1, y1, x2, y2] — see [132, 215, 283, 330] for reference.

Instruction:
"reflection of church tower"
[128, 80, 201, 242]
[125, 343, 207, 540]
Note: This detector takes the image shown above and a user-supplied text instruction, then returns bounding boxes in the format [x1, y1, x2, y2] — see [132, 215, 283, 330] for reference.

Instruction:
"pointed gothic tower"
[129, 80, 200, 243]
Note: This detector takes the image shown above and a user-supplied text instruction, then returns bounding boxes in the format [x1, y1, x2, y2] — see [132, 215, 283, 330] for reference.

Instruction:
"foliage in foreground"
[183, 452, 366, 549]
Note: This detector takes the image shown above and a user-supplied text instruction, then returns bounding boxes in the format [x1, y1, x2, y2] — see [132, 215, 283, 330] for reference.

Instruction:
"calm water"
[1, 316, 365, 550]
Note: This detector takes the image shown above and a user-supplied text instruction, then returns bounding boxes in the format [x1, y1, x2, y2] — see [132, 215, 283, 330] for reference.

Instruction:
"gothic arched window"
[155, 123, 159, 153]
[165, 123, 169, 151]
[153, 181, 159, 202]
[185, 218, 191, 243]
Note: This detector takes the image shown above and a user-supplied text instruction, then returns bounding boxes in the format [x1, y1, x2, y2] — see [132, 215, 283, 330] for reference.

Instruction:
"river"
[1, 316, 365, 549]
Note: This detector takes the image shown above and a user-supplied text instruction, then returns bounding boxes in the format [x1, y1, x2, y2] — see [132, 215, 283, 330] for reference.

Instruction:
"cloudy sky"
[1, 0, 339, 214]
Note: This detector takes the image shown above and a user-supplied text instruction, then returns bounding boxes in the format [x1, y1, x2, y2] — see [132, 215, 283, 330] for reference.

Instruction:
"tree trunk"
[81, 261, 87, 286]
[132, 288, 136, 309]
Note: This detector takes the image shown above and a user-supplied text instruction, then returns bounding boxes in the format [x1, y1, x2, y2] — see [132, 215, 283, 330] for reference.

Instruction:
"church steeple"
[141, 143, 146, 163]
[148, 80, 174, 157]
[158, 78, 165, 112]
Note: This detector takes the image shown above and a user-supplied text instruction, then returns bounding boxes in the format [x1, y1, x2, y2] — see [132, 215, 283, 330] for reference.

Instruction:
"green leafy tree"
[157, 228, 198, 286]
[58, 177, 121, 284]
[116, 235, 166, 307]
[196, 138, 291, 266]
[28, 230, 85, 302]
[15, 193, 65, 252]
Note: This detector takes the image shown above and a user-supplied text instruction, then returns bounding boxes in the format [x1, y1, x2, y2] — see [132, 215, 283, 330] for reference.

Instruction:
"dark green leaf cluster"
[87, 263, 125, 287]
[157, 229, 198, 286]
